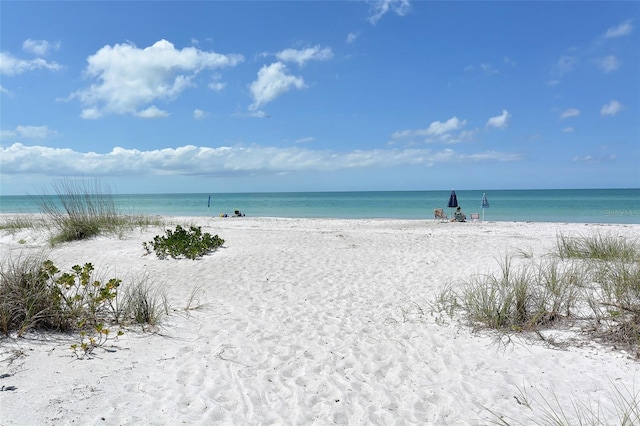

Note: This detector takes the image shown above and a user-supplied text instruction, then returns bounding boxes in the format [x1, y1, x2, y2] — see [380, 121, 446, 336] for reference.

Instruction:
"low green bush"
[143, 225, 224, 260]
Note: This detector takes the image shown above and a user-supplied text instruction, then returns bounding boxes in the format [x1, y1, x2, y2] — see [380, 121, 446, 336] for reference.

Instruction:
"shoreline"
[1, 211, 638, 226]
[1, 216, 638, 424]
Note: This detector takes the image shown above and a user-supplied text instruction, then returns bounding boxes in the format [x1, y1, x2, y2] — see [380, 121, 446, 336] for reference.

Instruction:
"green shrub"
[1, 255, 168, 358]
[143, 225, 224, 260]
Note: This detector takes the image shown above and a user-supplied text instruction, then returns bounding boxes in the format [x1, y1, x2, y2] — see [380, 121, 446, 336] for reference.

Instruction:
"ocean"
[0, 189, 638, 224]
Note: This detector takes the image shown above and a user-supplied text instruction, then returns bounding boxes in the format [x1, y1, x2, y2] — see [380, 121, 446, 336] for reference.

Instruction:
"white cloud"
[393, 117, 466, 138]
[391, 117, 472, 144]
[503, 56, 516, 67]
[480, 63, 498, 75]
[80, 108, 102, 120]
[562, 127, 574, 133]
[276, 45, 333, 66]
[208, 81, 226, 91]
[68, 39, 243, 118]
[465, 62, 499, 75]
[553, 55, 578, 77]
[601, 100, 623, 116]
[346, 32, 359, 44]
[0, 85, 14, 97]
[136, 105, 170, 118]
[603, 19, 634, 39]
[423, 117, 467, 136]
[486, 110, 511, 129]
[295, 137, 315, 144]
[0, 143, 522, 177]
[0, 52, 62, 76]
[0, 125, 57, 140]
[193, 109, 207, 119]
[249, 62, 305, 110]
[368, 0, 411, 25]
[248, 110, 270, 118]
[596, 55, 620, 73]
[572, 155, 592, 163]
[22, 39, 60, 56]
[560, 108, 580, 119]
[208, 74, 226, 91]
[572, 154, 617, 163]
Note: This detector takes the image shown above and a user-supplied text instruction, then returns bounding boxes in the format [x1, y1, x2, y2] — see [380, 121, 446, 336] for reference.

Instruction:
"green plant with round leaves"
[143, 225, 224, 260]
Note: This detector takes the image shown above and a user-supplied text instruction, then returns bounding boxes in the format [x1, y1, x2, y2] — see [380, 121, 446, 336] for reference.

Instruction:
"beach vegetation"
[0, 254, 168, 358]
[185, 282, 207, 311]
[556, 232, 640, 263]
[120, 276, 168, 327]
[143, 224, 225, 260]
[434, 233, 640, 358]
[0, 216, 41, 234]
[457, 256, 583, 332]
[35, 178, 164, 244]
[487, 381, 639, 425]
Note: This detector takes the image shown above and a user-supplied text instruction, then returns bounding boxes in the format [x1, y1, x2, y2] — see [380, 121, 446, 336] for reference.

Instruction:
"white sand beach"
[1, 216, 638, 425]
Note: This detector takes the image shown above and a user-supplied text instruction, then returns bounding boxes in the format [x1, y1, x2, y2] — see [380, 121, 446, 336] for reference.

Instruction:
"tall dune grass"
[34, 178, 163, 243]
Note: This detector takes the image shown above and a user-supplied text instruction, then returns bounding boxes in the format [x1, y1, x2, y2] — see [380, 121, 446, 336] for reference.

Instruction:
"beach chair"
[470, 213, 480, 221]
[434, 208, 447, 221]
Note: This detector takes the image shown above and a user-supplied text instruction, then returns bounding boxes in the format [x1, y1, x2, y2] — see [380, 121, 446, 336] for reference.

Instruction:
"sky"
[1, 1, 639, 195]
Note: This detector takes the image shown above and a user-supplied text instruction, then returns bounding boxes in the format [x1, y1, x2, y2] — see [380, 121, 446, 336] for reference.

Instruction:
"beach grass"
[184, 282, 207, 311]
[119, 275, 169, 327]
[436, 233, 640, 357]
[556, 232, 640, 262]
[35, 178, 164, 244]
[0, 216, 37, 232]
[457, 256, 583, 332]
[488, 381, 640, 425]
[0, 252, 60, 336]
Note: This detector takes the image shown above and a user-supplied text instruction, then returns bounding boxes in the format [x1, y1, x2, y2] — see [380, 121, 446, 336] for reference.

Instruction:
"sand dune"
[1, 217, 638, 425]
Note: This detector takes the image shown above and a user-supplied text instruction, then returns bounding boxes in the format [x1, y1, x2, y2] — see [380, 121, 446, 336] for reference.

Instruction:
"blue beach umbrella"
[447, 190, 458, 217]
[481, 193, 490, 221]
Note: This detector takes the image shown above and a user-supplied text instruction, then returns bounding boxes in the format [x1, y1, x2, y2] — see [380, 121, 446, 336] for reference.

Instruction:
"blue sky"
[1, 1, 638, 195]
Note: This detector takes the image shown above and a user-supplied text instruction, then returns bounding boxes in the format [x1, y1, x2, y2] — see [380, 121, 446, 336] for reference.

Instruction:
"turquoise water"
[0, 189, 638, 224]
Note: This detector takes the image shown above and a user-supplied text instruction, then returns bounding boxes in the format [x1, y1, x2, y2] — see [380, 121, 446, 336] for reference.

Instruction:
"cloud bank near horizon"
[0, 143, 522, 178]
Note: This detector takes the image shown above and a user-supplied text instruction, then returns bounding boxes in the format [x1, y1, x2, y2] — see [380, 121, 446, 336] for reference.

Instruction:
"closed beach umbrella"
[481, 193, 489, 221]
[447, 190, 458, 217]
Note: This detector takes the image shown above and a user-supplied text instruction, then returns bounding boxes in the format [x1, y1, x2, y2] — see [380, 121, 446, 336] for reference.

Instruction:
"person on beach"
[452, 206, 466, 222]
